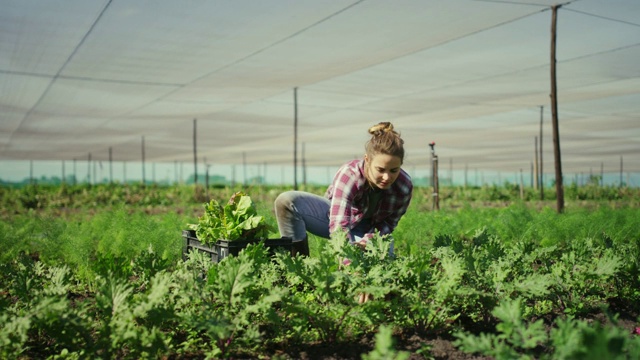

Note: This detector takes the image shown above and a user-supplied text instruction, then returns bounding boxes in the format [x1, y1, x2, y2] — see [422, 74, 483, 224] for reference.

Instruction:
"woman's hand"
[355, 238, 368, 250]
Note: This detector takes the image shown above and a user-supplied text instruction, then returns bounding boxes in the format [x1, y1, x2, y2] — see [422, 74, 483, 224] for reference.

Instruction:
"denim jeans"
[274, 191, 330, 242]
[274, 191, 394, 255]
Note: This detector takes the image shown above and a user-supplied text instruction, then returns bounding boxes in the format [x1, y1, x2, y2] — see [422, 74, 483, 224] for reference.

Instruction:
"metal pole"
[429, 142, 439, 211]
[433, 155, 439, 210]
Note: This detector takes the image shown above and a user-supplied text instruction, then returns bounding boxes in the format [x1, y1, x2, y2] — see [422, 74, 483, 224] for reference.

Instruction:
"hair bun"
[368, 122, 393, 136]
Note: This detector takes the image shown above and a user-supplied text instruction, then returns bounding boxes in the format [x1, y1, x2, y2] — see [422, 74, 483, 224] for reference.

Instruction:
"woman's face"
[365, 153, 402, 190]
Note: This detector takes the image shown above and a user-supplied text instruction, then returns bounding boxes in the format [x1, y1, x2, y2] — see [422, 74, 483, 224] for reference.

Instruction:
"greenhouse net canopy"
[1, 0, 639, 179]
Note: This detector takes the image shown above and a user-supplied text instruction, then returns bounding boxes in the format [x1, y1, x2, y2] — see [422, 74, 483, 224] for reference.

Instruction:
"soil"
[222, 332, 492, 360]
[232, 297, 639, 360]
[267, 333, 494, 360]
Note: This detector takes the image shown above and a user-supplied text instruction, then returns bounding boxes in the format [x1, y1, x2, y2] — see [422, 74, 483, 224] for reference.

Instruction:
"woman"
[274, 122, 413, 256]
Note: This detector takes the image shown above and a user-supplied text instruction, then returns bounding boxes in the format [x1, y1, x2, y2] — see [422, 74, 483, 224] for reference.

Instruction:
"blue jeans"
[274, 191, 371, 243]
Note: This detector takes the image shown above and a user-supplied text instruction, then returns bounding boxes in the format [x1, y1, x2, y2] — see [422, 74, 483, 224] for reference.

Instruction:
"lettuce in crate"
[189, 191, 274, 245]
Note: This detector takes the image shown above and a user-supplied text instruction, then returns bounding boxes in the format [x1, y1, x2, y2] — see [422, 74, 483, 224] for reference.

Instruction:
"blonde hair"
[365, 122, 405, 162]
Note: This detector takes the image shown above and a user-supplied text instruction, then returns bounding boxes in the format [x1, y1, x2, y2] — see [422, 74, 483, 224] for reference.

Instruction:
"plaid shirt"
[325, 159, 413, 240]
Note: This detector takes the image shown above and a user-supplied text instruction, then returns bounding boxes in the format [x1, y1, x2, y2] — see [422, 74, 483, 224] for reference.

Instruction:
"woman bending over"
[274, 122, 413, 255]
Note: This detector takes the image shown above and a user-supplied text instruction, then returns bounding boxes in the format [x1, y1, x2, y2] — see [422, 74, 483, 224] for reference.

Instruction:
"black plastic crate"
[182, 229, 296, 263]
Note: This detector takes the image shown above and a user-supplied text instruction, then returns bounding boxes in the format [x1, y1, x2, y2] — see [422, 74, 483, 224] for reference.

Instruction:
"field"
[1, 183, 640, 359]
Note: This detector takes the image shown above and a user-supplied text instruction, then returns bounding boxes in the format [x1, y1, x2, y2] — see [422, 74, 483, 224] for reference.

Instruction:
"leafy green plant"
[92, 271, 175, 358]
[0, 256, 94, 358]
[190, 191, 274, 245]
[546, 238, 622, 315]
[172, 243, 287, 358]
[550, 315, 639, 360]
[454, 298, 547, 359]
[362, 325, 410, 360]
[455, 298, 640, 360]
[273, 232, 397, 343]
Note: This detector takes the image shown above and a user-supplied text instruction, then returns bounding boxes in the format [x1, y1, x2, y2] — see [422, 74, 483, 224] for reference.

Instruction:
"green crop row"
[1, 182, 639, 216]
[1, 230, 639, 359]
[1, 184, 639, 358]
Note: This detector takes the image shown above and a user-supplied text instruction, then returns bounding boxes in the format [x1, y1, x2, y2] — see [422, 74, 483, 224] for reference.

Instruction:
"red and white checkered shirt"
[325, 159, 413, 240]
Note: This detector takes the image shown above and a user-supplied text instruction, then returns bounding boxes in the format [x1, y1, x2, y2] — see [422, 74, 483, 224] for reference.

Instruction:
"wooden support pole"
[243, 152, 247, 186]
[530, 161, 534, 188]
[87, 153, 91, 185]
[534, 136, 539, 190]
[539, 107, 544, 199]
[109, 147, 113, 184]
[520, 168, 524, 199]
[141, 136, 146, 185]
[204, 156, 209, 197]
[294, 87, 298, 190]
[464, 163, 468, 188]
[620, 156, 623, 187]
[193, 118, 198, 185]
[302, 142, 307, 186]
[550, 4, 565, 213]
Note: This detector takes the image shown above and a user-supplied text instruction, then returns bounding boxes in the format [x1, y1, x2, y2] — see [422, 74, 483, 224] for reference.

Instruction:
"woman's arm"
[373, 173, 413, 235]
[327, 162, 363, 241]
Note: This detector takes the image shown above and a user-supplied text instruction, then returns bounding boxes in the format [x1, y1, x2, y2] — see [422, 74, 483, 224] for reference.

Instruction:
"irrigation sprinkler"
[429, 141, 439, 211]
